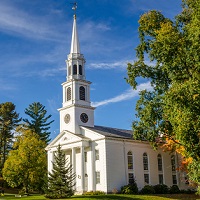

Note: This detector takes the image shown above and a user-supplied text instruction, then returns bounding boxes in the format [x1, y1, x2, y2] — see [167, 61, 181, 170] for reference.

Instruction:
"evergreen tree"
[23, 102, 54, 144]
[45, 144, 76, 199]
[0, 102, 21, 175]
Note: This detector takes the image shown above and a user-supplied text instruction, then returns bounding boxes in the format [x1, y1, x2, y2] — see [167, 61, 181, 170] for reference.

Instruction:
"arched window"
[127, 151, 133, 170]
[79, 65, 83, 75]
[171, 155, 176, 172]
[73, 64, 77, 75]
[68, 65, 71, 76]
[143, 153, 148, 170]
[157, 154, 162, 171]
[79, 86, 85, 100]
[67, 87, 71, 101]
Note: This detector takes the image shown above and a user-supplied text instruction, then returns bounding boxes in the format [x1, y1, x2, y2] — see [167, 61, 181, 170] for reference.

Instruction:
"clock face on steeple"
[64, 114, 70, 124]
[80, 113, 88, 123]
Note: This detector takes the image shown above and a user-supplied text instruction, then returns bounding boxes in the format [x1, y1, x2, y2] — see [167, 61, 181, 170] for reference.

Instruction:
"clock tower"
[58, 13, 95, 134]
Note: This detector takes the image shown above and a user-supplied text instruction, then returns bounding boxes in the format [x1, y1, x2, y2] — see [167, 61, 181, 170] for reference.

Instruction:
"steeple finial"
[71, 2, 77, 18]
[70, 2, 80, 54]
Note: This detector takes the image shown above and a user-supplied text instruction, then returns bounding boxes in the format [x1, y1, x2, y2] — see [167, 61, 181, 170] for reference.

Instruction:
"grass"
[0, 194, 199, 200]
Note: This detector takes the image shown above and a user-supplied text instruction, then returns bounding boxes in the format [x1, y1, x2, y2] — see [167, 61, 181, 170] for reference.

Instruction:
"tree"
[126, 0, 200, 188]
[23, 102, 54, 144]
[0, 102, 21, 175]
[45, 144, 76, 199]
[2, 129, 47, 194]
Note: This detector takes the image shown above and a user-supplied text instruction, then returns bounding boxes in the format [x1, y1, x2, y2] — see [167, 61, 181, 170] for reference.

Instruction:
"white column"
[80, 146, 85, 192]
[72, 148, 76, 190]
[48, 151, 54, 173]
[72, 148, 76, 174]
[91, 142, 95, 191]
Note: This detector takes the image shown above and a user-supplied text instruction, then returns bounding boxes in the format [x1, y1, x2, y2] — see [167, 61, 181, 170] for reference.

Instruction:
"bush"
[169, 185, 180, 194]
[121, 183, 138, 194]
[45, 192, 73, 199]
[153, 184, 169, 194]
[140, 185, 155, 194]
[180, 189, 196, 194]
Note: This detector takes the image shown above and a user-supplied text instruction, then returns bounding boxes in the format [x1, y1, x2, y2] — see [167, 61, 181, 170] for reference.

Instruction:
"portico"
[46, 130, 98, 193]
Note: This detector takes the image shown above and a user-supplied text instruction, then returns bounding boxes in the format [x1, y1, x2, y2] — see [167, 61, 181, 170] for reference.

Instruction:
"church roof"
[83, 125, 133, 139]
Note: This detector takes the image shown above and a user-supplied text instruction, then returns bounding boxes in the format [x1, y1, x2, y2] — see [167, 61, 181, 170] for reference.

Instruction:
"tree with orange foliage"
[127, 0, 200, 191]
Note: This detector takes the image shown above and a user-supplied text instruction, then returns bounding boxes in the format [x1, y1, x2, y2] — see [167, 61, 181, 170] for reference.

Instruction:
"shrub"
[153, 184, 169, 194]
[180, 189, 196, 194]
[140, 185, 155, 194]
[169, 185, 180, 194]
[121, 183, 138, 194]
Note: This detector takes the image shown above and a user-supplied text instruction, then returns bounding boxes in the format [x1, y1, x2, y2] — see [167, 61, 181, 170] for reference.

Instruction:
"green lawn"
[0, 194, 199, 200]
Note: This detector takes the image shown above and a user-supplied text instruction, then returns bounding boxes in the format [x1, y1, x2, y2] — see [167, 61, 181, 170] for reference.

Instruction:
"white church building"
[46, 12, 190, 194]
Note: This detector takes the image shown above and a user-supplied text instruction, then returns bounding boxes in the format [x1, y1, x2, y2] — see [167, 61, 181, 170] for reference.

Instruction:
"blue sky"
[0, 0, 182, 140]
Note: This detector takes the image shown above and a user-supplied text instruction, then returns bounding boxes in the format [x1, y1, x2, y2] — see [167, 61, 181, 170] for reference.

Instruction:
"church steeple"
[66, 11, 86, 81]
[70, 15, 80, 54]
[59, 7, 95, 134]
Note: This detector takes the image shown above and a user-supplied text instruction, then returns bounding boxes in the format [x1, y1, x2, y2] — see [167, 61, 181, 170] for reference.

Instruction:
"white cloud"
[0, 80, 16, 91]
[0, 2, 65, 41]
[91, 82, 152, 107]
[88, 60, 132, 70]
[96, 23, 111, 31]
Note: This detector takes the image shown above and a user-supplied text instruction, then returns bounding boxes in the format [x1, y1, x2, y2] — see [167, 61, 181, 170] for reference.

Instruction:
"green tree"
[2, 129, 47, 194]
[23, 102, 54, 144]
[45, 144, 76, 199]
[126, 0, 200, 187]
[0, 102, 21, 175]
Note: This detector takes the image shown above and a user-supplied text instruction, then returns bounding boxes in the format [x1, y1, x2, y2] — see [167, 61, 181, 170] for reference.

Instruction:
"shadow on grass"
[70, 194, 199, 200]
[70, 195, 142, 200]
[155, 194, 199, 200]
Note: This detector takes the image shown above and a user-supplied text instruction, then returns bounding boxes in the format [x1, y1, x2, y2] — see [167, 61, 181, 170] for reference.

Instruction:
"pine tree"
[23, 102, 54, 144]
[0, 102, 21, 175]
[45, 144, 76, 199]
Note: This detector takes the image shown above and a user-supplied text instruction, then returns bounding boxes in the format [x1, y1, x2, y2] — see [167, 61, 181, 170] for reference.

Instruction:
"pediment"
[46, 130, 88, 150]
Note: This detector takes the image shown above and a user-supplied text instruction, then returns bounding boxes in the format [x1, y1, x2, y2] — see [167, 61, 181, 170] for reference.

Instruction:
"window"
[159, 174, 163, 184]
[84, 152, 87, 162]
[96, 171, 100, 184]
[95, 149, 99, 160]
[157, 154, 163, 171]
[73, 64, 77, 75]
[171, 155, 176, 172]
[172, 175, 177, 185]
[68, 65, 71, 76]
[127, 151, 133, 170]
[144, 174, 149, 184]
[79, 86, 85, 100]
[128, 173, 134, 184]
[143, 153, 148, 170]
[79, 65, 82, 75]
[67, 87, 71, 101]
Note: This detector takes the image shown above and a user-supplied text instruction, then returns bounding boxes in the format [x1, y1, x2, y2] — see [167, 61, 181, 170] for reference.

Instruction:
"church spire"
[70, 14, 80, 54]
[66, 3, 86, 81]
[70, 3, 80, 54]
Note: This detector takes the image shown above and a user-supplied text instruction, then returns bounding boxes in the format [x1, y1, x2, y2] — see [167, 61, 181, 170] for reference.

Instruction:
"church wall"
[105, 139, 190, 193]
[105, 139, 127, 193]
